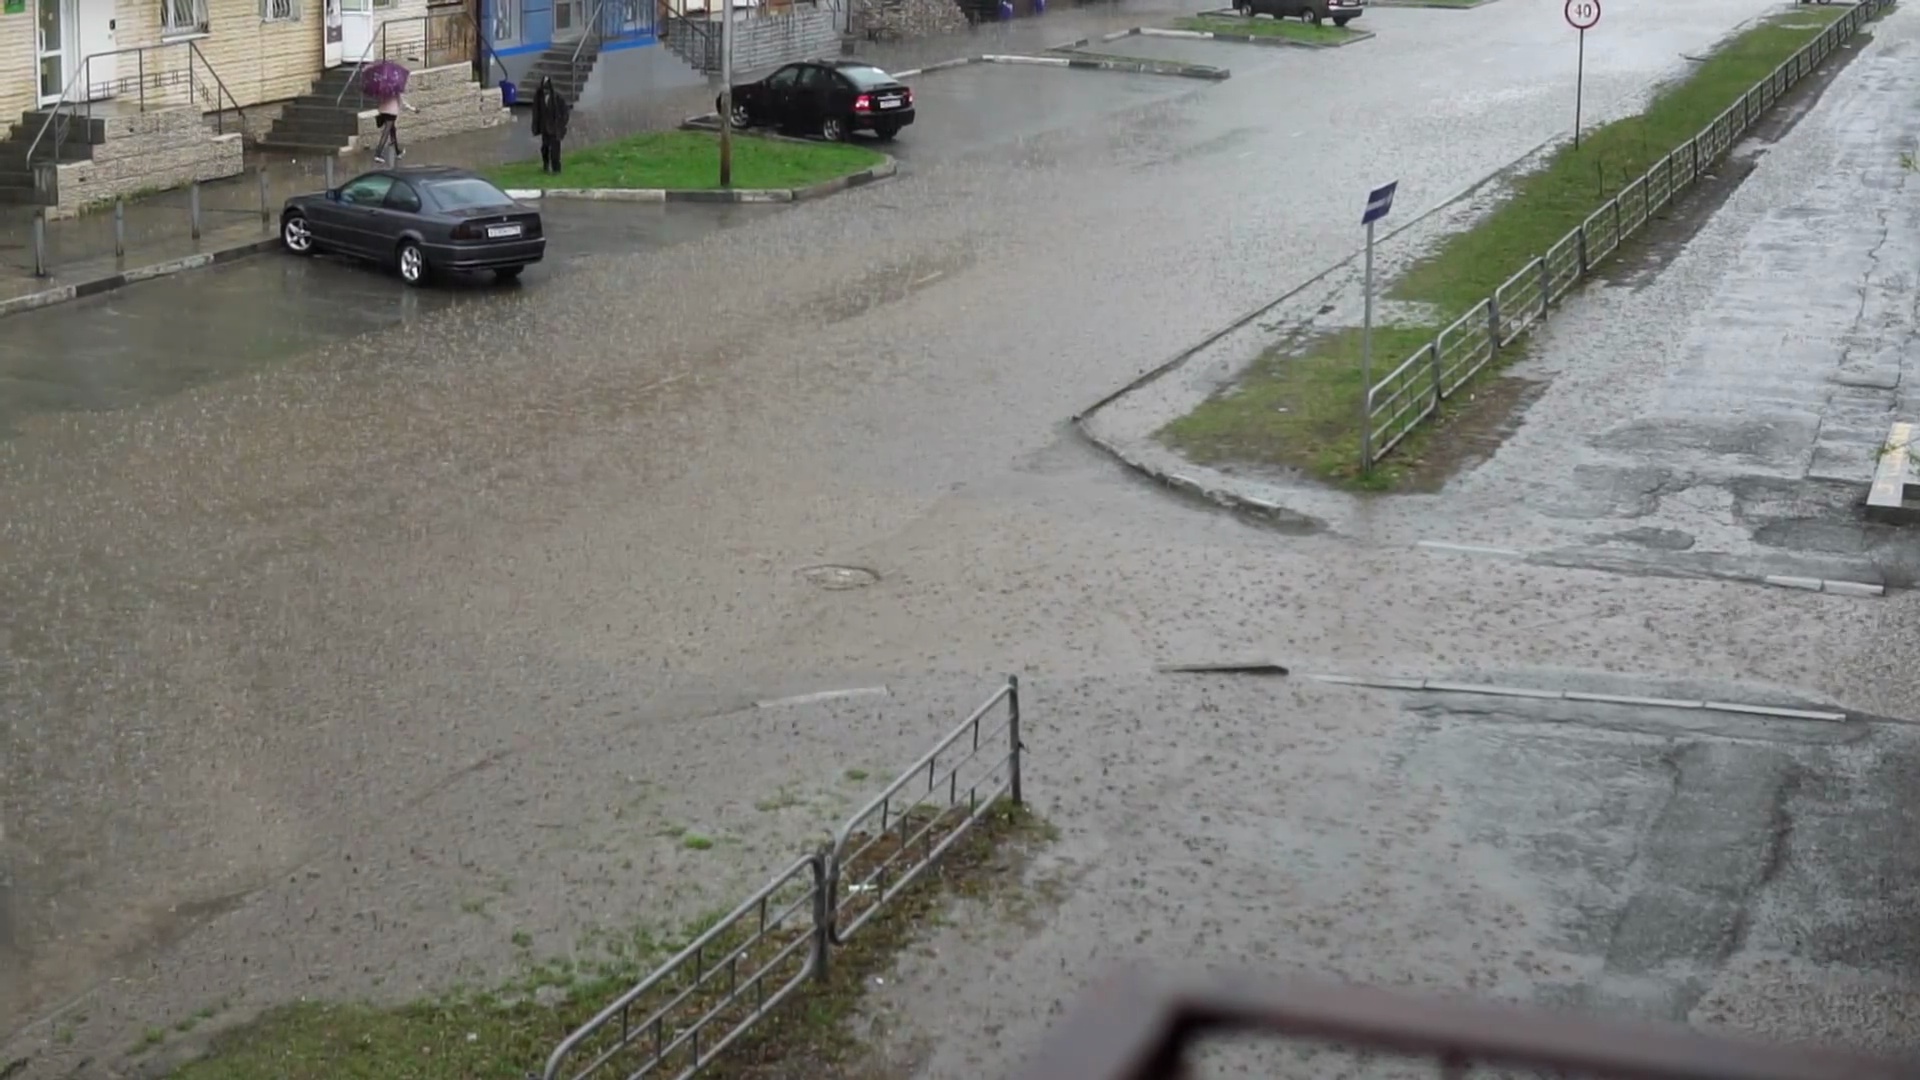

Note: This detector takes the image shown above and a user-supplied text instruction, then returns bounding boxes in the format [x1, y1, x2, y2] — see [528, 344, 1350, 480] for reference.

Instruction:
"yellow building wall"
[110, 0, 321, 110]
[2, 5, 37, 131]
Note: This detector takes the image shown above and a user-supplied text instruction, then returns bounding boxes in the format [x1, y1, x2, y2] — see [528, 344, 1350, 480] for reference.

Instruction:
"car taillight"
[854, 93, 872, 111]
[452, 222, 477, 239]
[904, 87, 914, 105]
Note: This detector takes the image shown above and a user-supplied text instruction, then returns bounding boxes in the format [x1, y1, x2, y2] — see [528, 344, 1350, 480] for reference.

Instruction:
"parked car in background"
[721, 60, 915, 142]
[1232, 0, 1364, 25]
[279, 165, 545, 287]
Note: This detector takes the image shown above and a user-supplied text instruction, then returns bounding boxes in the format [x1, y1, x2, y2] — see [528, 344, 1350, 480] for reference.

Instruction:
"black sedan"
[280, 165, 545, 287]
[721, 60, 914, 142]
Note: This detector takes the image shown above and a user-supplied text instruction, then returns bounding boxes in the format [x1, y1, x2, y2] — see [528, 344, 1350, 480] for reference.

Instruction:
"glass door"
[36, 0, 67, 104]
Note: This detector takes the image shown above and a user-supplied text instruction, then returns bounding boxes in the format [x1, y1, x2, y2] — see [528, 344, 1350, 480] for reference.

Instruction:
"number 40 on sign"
[1566, 0, 1600, 148]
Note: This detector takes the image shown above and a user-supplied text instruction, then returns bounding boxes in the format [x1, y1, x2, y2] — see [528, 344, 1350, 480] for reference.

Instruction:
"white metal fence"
[1362, 0, 1890, 466]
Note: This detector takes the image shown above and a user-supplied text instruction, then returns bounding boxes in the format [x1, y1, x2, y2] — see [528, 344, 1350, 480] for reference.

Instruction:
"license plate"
[879, 99, 901, 109]
[487, 224, 523, 239]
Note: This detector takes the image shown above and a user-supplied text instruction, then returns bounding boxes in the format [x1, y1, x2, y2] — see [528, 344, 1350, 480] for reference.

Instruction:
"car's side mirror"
[325, 188, 340, 202]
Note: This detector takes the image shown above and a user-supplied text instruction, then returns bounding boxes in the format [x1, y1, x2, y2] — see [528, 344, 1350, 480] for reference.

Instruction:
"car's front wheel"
[873, 120, 901, 141]
[721, 95, 751, 127]
[821, 115, 847, 142]
[282, 212, 316, 255]
[1301, 4, 1322, 21]
[396, 239, 430, 288]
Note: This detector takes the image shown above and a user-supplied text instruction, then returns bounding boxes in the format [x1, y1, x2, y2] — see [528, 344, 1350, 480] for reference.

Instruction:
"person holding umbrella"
[363, 59, 417, 164]
[532, 76, 571, 174]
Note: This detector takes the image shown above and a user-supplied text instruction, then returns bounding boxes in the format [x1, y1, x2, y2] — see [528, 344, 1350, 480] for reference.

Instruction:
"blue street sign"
[1361, 181, 1398, 226]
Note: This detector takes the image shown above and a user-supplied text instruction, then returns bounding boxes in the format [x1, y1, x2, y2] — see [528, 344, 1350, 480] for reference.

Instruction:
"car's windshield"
[837, 65, 895, 90]
[426, 177, 514, 209]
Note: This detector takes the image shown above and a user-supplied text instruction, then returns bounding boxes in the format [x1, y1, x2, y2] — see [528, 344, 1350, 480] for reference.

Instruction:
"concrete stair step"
[255, 134, 352, 153]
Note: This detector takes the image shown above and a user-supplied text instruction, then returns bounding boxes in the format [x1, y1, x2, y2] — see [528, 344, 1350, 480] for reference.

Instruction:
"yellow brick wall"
[106, 0, 320, 110]
[2, 7, 37, 131]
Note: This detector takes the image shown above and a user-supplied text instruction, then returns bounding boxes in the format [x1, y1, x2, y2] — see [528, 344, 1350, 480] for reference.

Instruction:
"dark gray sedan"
[280, 165, 545, 287]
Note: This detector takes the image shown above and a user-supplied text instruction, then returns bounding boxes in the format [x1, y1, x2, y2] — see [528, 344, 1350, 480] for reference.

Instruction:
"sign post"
[1565, 0, 1600, 148]
[1359, 180, 1397, 475]
[719, 0, 734, 186]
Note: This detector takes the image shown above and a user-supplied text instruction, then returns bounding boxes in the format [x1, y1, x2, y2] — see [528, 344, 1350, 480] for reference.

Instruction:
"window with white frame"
[161, 0, 209, 35]
[261, 0, 300, 22]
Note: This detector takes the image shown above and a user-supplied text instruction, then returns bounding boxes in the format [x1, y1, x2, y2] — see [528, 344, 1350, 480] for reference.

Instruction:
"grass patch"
[1161, 6, 1851, 488]
[487, 131, 885, 192]
[1176, 13, 1361, 42]
[163, 801, 1052, 1080]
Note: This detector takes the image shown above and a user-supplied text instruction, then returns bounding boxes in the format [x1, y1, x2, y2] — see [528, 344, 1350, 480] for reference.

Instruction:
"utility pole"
[718, 0, 733, 186]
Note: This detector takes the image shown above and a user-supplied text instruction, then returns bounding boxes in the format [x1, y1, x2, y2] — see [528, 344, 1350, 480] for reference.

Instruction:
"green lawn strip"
[165, 802, 1052, 1080]
[1175, 14, 1360, 42]
[1161, 7, 1849, 489]
[488, 131, 885, 192]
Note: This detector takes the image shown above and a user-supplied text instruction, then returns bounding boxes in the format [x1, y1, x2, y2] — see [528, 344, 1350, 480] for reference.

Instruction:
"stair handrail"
[335, 11, 508, 107]
[334, 20, 392, 107]
[26, 40, 248, 175]
[23, 52, 96, 170]
[189, 40, 248, 138]
[659, 0, 716, 71]
[567, 0, 612, 100]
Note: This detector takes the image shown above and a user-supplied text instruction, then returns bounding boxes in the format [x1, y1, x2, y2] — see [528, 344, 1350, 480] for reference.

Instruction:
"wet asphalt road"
[5, 0, 1920, 1075]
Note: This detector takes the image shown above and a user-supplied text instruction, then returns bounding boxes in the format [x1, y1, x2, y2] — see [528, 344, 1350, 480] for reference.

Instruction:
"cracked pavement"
[4, 0, 1920, 1076]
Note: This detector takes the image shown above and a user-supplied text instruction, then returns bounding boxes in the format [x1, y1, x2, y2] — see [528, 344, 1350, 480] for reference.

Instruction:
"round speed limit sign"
[1565, 0, 1599, 29]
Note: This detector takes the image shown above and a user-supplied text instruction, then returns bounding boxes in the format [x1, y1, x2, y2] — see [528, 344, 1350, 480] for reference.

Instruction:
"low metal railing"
[542, 855, 828, 1080]
[541, 677, 1027, 1080]
[1361, 0, 1889, 467]
[1013, 969, 1915, 1080]
[25, 40, 246, 182]
[828, 677, 1023, 943]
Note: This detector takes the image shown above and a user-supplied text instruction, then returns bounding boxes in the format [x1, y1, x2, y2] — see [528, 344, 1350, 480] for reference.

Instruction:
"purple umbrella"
[361, 59, 410, 99]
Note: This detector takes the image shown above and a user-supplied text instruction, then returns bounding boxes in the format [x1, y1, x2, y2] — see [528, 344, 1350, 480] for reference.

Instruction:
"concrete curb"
[496, 156, 899, 205]
[0, 234, 282, 320]
[1046, 49, 1233, 78]
[1142, 22, 1376, 47]
[1301, 673, 1851, 722]
[1368, 0, 1498, 7]
[1067, 21, 1373, 50]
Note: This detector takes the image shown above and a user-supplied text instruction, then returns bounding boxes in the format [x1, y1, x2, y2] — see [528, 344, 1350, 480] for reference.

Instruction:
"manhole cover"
[799, 565, 879, 590]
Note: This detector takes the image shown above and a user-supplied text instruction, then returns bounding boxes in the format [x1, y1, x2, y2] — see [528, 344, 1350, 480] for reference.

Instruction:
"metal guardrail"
[829, 677, 1022, 943]
[1013, 969, 1917, 1080]
[1361, 0, 1888, 465]
[541, 676, 1026, 1080]
[542, 854, 828, 1080]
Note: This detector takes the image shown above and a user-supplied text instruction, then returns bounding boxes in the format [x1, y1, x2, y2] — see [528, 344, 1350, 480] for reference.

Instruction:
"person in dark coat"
[532, 77, 571, 174]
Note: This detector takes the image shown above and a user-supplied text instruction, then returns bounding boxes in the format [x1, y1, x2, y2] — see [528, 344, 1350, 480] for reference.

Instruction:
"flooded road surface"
[4, 0, 1918, 1074]
[0, 201, 773, 436]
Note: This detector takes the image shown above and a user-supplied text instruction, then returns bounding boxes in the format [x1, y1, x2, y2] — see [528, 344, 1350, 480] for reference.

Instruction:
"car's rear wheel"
[1333, 13, 1352, 24]
[821, 115, 847, 141]
[496, 266, 525, 282]
[282, 212, 316, 255]
[397, 239, 430, 288]
[874, 120, 901, 141]
[1301, 4, 1322, 21]
[723, 95, 751, 127]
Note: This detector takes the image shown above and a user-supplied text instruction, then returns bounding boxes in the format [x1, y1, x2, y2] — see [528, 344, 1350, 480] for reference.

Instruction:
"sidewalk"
[0, 0, 1211, 313]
